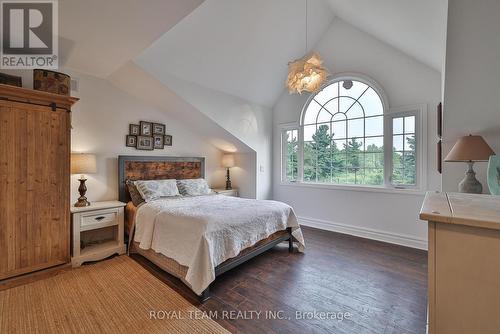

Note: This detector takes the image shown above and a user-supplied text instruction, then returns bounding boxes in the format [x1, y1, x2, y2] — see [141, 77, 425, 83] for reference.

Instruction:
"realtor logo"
[1, 0, 58, 69]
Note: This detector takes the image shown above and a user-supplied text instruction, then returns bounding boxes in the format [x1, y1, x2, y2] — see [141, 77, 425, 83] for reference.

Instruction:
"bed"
[118, 155, 305, 302]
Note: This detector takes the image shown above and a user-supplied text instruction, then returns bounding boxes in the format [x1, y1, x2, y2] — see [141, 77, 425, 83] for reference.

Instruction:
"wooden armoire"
[0, 84, 78, 281]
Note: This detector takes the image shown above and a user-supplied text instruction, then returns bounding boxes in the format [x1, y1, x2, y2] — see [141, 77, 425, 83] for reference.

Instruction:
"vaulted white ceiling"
[59, 0, 204, 77]
[59, 0, 447, 108]
[325, 0, 448, 72]
[135, 0, 335, 108]
[135, 0, 447, 108]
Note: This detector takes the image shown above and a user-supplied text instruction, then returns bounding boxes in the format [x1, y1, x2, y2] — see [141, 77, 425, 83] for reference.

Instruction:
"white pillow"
[134, 179, 179, 202]
[176, 179, 212, 196]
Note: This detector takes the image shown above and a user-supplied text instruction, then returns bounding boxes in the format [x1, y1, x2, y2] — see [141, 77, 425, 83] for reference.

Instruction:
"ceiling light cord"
[305, 0, 308, 53]
[286, 0, 328, 94]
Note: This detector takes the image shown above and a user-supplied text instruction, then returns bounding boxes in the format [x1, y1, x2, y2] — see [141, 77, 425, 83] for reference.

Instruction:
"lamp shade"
[286, 52, 329, 94]
[221, 154, 235, 168]
[444, 135, 495, 162]
[71, 153, 97, 174]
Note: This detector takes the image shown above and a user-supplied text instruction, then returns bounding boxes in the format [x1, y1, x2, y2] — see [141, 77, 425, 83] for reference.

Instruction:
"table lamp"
[71, 153, 97, 207]
[222, 154, 235, 190]
[444, 135, 495, 193]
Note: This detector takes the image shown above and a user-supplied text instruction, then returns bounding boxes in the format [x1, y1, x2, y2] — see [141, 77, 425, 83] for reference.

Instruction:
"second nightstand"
[71, 201, 126, 267]
[214, 188, 239, 197]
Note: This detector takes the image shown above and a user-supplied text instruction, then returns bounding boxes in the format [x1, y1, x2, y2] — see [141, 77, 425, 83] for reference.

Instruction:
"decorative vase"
[458, 161, 483, 194]
[487, 155, 500, 195]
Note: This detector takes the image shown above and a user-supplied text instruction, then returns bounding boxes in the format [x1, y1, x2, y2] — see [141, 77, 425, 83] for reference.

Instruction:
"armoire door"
[0, 100, 70, 280]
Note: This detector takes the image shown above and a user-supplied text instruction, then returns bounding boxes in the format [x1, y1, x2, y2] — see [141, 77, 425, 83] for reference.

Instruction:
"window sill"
[279, 181, 427, 196]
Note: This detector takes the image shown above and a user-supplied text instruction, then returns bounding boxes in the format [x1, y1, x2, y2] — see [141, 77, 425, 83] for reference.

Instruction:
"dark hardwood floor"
[132, 226, 428, 334]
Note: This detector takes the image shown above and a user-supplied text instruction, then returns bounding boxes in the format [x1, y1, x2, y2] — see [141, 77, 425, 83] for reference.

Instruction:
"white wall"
[164, 78, 271, 200]
[442, 0, 500, 193]
[107, 61, 258, 199]
[273, 18, 443, 249]
[133, 65, 273, 200]
[69, 70, 229, 203]
[3, 68, 226, 203]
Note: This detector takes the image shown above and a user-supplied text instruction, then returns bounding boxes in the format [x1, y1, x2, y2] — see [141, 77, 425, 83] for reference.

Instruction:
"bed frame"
[118, 155, 294, 302]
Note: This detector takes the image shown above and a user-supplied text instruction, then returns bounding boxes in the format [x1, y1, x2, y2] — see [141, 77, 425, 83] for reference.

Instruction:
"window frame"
[280, 73, 427, 192]
[280, 122, 300, 183]
[386, 104, 427, 190]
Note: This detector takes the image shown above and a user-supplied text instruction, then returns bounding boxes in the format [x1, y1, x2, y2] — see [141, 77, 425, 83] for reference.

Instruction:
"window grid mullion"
[305, 113, 384, 126]
[402, 117, 406, 184]
[343, 87, 369, 116]
[298, 78, 401, 188]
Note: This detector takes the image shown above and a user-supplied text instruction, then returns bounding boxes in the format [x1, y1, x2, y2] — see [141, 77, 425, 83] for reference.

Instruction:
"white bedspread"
[133, 194, 305, 295]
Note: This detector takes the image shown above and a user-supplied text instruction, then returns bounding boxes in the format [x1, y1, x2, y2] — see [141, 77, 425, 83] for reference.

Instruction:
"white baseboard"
[298, 216, 428, 250]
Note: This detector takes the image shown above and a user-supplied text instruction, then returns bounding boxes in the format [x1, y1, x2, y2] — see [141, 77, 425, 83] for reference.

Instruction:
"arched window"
[281, 74, 424, 189]
[301, 78, 385, 185]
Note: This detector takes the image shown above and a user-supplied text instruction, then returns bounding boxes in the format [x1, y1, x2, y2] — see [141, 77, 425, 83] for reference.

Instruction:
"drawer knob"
[94, 216, 106, 221]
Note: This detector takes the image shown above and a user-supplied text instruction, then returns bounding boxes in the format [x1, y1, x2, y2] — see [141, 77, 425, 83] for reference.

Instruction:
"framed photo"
[140, 121, 152, 136]
[126, 135, 137, 147]
[153, 123, 166, 135]
[437, 140, 442, 174]
[153, 135, 164, 149]
[129, 124, 140, 136]
[164, 135, 172, 146]
[437, 102, 442, 138]
[137, 136, 154, 150]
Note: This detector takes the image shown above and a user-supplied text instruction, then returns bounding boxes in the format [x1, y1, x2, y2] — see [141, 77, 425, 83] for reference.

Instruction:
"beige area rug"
[0, 256, 229, 334]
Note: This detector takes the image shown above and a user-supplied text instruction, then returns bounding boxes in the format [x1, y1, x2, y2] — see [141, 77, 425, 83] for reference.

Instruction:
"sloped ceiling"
[58, 0, 204, 77]
[135, 0, 335, 108]
[325, 0, 448, 72]
[108, 61, 252, 153]
[58, 0, 447, 113]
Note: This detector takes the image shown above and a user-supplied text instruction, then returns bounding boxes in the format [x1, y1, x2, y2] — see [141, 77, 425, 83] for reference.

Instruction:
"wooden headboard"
[118, 155, 205, 203]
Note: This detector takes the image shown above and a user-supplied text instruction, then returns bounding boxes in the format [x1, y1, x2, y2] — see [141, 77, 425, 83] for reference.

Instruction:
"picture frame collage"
[126, 121, 172, 150]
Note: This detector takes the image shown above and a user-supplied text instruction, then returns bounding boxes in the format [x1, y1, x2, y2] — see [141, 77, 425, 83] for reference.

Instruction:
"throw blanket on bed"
[133, 194, 305, 295]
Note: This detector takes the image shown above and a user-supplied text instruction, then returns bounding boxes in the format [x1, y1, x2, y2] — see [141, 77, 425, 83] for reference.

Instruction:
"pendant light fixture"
[286, 0, 329, 94]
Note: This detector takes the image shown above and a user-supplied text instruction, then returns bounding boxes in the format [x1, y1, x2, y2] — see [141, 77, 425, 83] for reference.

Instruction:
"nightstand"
[70, 201, 126, 267]
[214, 188, 239, 197]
